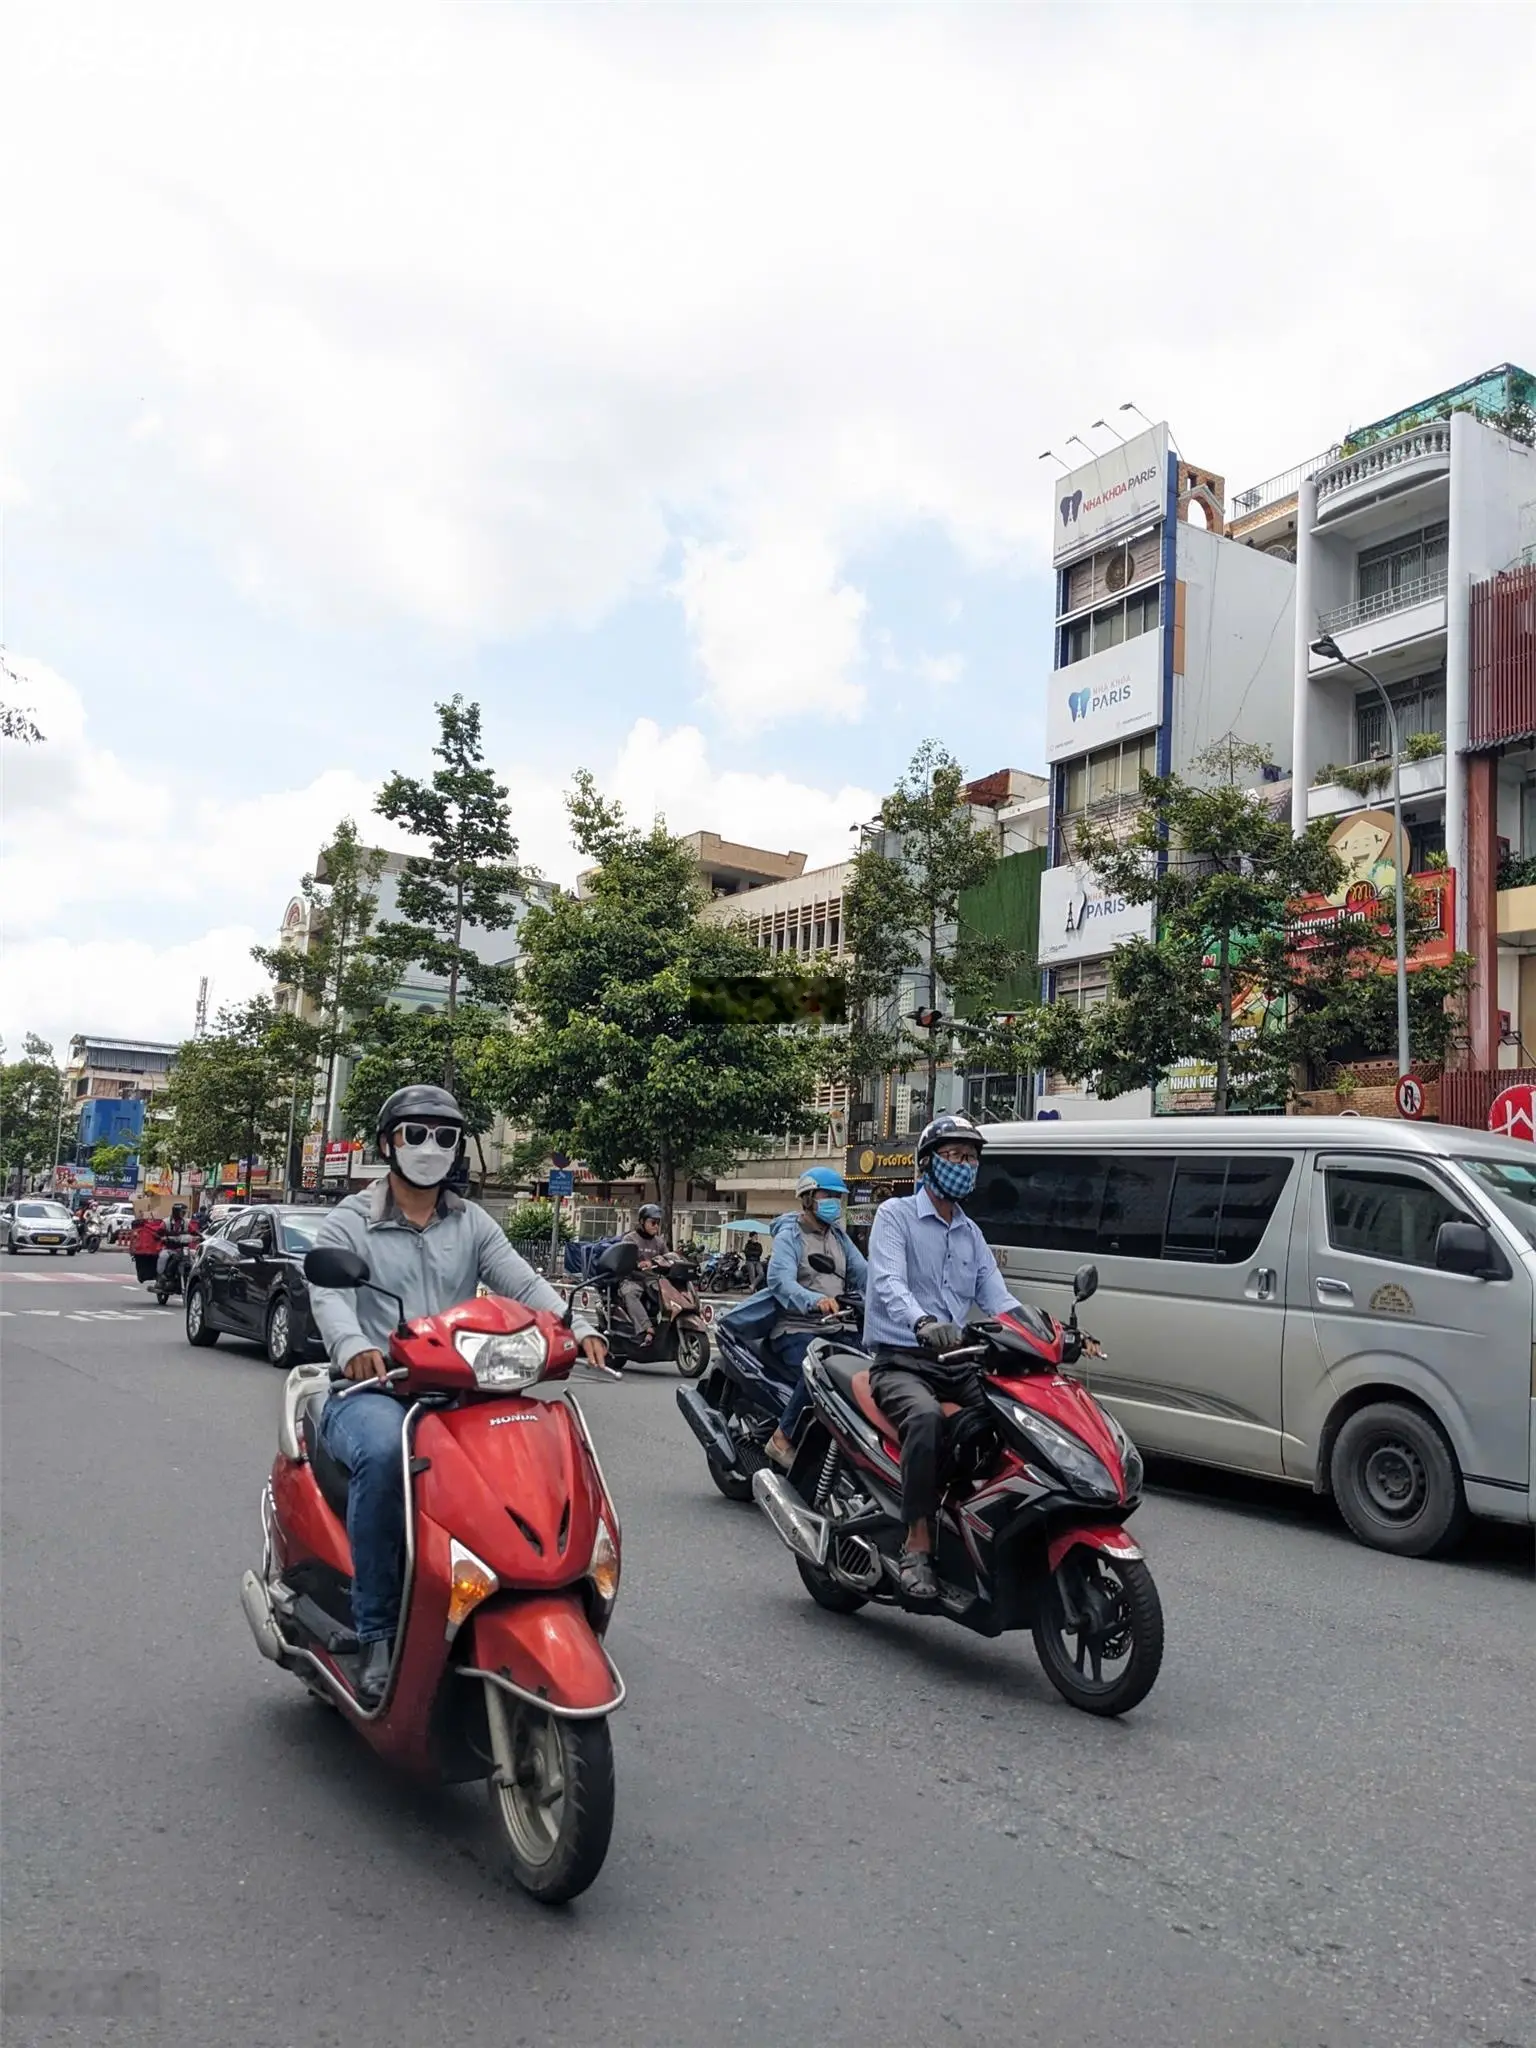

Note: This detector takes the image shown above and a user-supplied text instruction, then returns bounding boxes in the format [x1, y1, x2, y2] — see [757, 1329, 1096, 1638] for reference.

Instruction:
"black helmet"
[637, 1203, 663, 1227]
[915, 1111, 986, 1169]
[374, 1083, 465, 1148]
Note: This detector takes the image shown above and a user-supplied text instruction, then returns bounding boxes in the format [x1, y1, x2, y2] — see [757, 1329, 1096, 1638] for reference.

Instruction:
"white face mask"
[390, 1139, 456, 1188]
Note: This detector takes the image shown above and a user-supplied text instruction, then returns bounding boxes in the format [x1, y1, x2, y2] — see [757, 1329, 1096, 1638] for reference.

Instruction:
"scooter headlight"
[1105, 1412, 1144, 1498]
[455, 1326, 548, 1387]
[1007, 1403, 1119, 1504]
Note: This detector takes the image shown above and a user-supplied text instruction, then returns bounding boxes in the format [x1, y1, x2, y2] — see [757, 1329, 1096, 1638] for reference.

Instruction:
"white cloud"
[1, 6, 1528, 719]
[1, 663, 877, 1047]
[673, 533, 868, 729]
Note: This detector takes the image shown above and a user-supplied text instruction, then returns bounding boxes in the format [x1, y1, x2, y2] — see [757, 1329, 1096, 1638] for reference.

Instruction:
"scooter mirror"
[1072, 1263, 1099, 1303]
[596, 1241, 641, 1277]
[806, 1252, 837, 1274]
[305, 1246, 370, 1290]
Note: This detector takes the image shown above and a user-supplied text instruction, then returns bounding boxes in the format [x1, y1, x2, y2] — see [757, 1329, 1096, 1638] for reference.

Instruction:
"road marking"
[0, 1272, 142, 1285]
[21, 1309, 63, 1316]
[64, 1309, 150, 1322]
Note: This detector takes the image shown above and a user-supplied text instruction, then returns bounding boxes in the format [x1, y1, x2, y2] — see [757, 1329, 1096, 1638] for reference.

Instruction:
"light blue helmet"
[797, 1165, 848, 1199]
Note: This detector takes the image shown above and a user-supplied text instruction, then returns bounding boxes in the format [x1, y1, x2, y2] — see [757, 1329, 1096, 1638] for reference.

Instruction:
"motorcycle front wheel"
[486, 1687, 615, 1904]
[1032, 1551, 1163, 1717]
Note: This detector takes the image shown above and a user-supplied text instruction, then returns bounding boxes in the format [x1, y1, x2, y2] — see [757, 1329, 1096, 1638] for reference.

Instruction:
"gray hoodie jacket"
[310, 1180, 597, 1373]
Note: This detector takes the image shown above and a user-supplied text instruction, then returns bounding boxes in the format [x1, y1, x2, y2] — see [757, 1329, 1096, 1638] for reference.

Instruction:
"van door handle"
[1245, 1266, 1276, 1302]
[1315, 1276, 1353, 1305]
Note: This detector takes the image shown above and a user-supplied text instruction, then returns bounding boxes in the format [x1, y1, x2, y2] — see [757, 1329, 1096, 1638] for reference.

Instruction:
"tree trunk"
[657, 1141, 676, 1244]
[1214, 931, 1233, 1116]
[472, 1129, 488, 1198]
[444, 876, 465, 1091]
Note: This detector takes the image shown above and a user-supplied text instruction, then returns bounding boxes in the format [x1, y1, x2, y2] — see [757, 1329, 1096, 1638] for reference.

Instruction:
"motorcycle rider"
[128, 1203, 166, 1284]
[762, 1166, 868, 1469]
[615, 1202, 672, 1350]
[308, 1085, 607, 1708]
[865, 1113, 1013, 1603]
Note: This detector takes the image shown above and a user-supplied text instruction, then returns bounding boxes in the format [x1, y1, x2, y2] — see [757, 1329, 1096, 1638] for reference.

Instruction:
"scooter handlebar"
[329, 1364, 410, 1394]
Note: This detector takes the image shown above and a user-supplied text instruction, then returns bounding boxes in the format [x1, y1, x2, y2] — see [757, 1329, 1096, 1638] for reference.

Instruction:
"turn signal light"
[446, 1539, 499, 1635]
[588, 1518, 620, 1608]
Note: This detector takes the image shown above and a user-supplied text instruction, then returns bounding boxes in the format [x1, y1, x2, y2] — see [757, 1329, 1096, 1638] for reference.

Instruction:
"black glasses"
[397, 1123, 460, 1149]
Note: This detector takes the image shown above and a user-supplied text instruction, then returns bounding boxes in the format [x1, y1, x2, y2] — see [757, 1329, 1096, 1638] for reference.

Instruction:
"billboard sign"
[1052, 424, 1170, 563]
[1037, 861, 1154, 965]
[1045, 629, 1163, 763]
[1288, 814, 1456, 970]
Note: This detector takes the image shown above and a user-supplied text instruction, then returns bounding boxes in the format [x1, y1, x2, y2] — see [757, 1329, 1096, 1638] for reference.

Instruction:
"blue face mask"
[925, 1154, 979, 1202]
[815, 1198, 842, 1224]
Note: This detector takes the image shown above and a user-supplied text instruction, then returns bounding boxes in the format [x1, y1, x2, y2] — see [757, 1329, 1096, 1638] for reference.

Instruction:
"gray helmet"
[375, 1083, 465, 1149]
[637, 1203, 663, 1227]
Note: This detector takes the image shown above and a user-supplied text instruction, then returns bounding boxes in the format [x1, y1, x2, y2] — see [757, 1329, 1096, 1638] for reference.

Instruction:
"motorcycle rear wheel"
[487, 1689, 615, 1904]
[1032, 1553, 1163, 1717]
[675, 1327, 710, 1379]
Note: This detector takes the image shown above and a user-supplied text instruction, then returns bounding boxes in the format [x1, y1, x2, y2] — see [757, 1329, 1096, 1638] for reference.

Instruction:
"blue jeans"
[320, 1389, 408, 1643]
[772, 1330, 819, 1443]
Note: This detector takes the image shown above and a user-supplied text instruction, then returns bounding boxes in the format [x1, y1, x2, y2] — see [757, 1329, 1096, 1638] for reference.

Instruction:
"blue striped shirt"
[863, 1185, 1015, 1351]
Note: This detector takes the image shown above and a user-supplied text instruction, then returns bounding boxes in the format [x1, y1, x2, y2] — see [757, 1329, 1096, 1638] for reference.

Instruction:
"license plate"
[37, 1235, 62, 1245]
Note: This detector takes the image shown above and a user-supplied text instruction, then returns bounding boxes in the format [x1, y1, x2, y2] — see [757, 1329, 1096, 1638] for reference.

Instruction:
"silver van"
[970, 1117, 1536, 1557]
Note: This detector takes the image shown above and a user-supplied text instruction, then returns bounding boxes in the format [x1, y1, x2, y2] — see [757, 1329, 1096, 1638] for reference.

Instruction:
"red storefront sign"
[1289, 869, 1456, 971]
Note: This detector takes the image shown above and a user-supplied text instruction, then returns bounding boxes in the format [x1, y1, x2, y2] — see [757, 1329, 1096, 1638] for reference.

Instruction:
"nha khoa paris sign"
[1038, 861, 1154, 966]
[1045, 628, 1162, 763]
[1288, 810, 1456, 970]
[1052, 424, 1171, 564]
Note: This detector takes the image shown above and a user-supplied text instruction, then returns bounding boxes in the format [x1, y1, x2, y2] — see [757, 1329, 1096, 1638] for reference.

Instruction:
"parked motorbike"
[570, 1251, 713, 1378]
[240, 1243, 626, 1903]
[752, 1264, 1164, 1717]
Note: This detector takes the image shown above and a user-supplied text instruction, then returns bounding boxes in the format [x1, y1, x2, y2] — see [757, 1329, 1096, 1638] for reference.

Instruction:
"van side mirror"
[305, 1247, 370, 1289]
[1434, 1220, 1505, 1280]
[1072, 1263, 1100, 1303]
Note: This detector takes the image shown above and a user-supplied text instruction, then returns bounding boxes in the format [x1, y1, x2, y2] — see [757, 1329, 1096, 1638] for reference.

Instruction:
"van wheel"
[1329, 1402, 1467, 1558]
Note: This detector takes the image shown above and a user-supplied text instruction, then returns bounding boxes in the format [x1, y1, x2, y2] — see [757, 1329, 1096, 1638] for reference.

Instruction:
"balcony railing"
[1228, 448, 1340, 520]
[1317, 569, 1448, 637]
[1315, 424, 1453, 510]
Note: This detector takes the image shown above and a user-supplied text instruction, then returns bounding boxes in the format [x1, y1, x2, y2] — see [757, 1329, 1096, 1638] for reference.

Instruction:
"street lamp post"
[1311, 634, 1411, 1079]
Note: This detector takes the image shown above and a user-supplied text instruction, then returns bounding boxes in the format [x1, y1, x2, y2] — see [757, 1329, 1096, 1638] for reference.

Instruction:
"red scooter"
[240, 1243, 628, 1902]
[752, 1263, 1164, 1716]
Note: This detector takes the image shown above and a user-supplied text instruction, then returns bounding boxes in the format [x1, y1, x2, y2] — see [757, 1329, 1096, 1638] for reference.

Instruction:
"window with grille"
[1353, 669, 1446, 760]
[1356, 521, 1448, 603]
[1059, 585, 1162, 667]
[1056, 735, 1157, 859]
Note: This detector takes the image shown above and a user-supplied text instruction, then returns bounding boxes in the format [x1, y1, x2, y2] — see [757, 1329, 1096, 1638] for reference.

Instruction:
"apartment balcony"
[1311, 570, 1448, 670]
[1313, 423, 1453, 526]
[1226, 446, 1339, 555]
[1306, 752, 1446, 822]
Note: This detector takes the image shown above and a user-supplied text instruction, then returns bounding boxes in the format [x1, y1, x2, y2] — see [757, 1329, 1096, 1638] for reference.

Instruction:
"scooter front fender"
[462, 1593, 624, 1719]
[1046, 1522, 1143, 1573]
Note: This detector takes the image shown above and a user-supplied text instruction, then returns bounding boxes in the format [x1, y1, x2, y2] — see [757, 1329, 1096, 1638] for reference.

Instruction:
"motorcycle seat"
[822, 1352, 961, 1441]
[300, 1398, 352, 1521]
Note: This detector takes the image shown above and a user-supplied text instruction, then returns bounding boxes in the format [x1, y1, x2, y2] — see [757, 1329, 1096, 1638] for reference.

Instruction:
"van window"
[974, 1151, 1292, 1263]
[1325, 1167, 1466, 1267]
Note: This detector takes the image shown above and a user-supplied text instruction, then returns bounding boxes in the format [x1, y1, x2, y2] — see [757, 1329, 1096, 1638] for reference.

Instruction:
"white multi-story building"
[1038, 424, 1297, 1118]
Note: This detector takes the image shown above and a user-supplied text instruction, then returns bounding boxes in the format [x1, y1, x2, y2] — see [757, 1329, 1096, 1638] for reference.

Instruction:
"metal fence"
[1317, 569, 1448, 637]
[1439, 1068, 1536, 1131]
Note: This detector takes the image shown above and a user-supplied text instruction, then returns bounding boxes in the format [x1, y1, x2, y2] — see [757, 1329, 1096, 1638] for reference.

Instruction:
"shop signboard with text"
[323, 1141, 360, 1180]
[1051, 424, 1170, 563]
[1045, 629, 1163, 763]
[1288, 813, 1457, 971]
[1037, 861, 1154, 966]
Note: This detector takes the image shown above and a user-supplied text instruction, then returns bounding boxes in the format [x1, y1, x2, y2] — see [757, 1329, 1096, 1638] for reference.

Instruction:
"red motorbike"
[240, 1243, 626, 1902]
[752, 1263, 1164, 1716]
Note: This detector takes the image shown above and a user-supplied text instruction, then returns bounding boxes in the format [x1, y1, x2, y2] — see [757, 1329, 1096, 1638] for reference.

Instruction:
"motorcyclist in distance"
[762, 1165, 868, 1470]
[308, 1085, 607, 1708]
[615, 1202, 673, 1352]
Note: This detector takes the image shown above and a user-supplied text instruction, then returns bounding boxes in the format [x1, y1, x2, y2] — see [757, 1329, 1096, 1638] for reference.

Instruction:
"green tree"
[490, 773, 830, 1234]
[372, 697, 526, 1087]
[159, 1001, 316, 1192]
[253, 817, 391, 1138]
[0, 1035, 66, 1185]
[843, 740, 1023, 1120]
[89, 1143, 133, 1184]
[338, 1003, 506, 1187]
[503, 1198, 573, 1246]
[1, 652, 45, 743]
[1030, 739, 1472, 1111]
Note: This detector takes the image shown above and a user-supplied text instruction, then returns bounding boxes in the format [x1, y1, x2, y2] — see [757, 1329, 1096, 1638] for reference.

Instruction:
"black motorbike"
[678, 1253, 865, 1500]
[153, 1232, 196, 1307]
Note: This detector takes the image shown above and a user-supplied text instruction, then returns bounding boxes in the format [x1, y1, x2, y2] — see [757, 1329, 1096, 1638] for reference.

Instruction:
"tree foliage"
[339, 1002, 507, 1187]
[158, 1001, 317, 1184]
[89, 1144, 133, 1183]
[842, 740, 1024, 1113]
[1018, 742, 1473, 1110]
[252, 817, 390, 1137]
[372, 697, 525, 1081]
[489, 773, 830, 1230]
[1, 652, 44, 744]
[0, 1035, 65, 1182]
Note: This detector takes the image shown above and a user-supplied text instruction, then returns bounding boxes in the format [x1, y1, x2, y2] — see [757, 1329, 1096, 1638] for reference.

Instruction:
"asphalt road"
[3, 1257, 1533, 2048]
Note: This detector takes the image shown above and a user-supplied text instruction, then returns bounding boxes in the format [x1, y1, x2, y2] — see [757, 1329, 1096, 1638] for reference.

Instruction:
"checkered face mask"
[925, 1153, 979, 1201]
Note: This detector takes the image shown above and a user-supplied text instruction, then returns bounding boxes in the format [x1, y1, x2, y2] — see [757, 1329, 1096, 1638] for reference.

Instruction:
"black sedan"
[184, 1205, 332, 1367]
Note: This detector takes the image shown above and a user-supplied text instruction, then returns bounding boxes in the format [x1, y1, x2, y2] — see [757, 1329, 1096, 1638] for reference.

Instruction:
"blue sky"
[2, 3, 1529, 1050]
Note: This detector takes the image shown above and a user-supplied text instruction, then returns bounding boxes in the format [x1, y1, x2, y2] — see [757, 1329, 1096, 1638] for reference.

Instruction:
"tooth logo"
[1068, 686, 1091, 722]
[1059, 489, 1083, 528]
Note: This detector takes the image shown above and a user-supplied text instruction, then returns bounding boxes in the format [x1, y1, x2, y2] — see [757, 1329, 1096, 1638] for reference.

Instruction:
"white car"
[6, 1200, 81, 1255]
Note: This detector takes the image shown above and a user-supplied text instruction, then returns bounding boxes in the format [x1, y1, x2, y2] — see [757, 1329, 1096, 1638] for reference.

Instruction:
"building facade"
[1038, 425, 1296, 1118]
